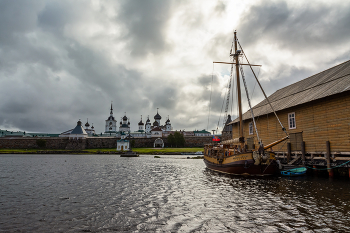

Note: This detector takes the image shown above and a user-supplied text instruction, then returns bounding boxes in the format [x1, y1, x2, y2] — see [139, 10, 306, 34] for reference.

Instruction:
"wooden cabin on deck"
[227, 59, 350, 164]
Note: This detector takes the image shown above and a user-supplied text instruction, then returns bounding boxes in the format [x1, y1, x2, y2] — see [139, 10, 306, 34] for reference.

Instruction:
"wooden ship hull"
[204, 150, 279, 176]
[205, 31, 289, 176]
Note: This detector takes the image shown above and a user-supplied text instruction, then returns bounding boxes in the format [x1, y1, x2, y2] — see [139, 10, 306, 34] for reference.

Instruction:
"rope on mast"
[207, 63, 214, 131]
[237, 40, 288, 136]
[239, 57, 261, 144]
[223, 36, 236, 129]
[217, 74, 230, 131]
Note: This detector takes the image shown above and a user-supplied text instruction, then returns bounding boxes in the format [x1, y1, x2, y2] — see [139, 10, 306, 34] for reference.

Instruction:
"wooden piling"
[287, 143, 291, 163]
[301, 141, 305, 165]
[326, 141, 334, 178]
[313, 165, 317, 176]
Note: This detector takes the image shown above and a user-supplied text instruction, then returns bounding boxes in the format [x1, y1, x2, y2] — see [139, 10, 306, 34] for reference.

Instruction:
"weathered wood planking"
[231, 91, 350, 153]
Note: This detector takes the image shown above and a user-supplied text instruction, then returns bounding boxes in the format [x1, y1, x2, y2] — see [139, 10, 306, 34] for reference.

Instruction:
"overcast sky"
[1, 0, 350, 134]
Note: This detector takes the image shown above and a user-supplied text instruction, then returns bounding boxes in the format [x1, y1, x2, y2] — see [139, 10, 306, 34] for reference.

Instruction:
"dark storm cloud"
[148, 86, 178, 110]
[117, 0, 173, 57]
[0, 0, 150, 132]
[37, 1, 74, 32]
[237, 1, 350, 50]
[66, 43, 142, 94]
[0, 0, 43, 45]
[229, 0, 350, 125]
[1, 0, 349, 134]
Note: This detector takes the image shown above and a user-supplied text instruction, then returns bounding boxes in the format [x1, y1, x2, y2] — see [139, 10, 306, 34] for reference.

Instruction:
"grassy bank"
[0, 147, 203, 154]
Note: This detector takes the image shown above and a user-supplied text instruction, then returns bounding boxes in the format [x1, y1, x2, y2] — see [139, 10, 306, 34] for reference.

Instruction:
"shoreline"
[0, 148, 204, 155]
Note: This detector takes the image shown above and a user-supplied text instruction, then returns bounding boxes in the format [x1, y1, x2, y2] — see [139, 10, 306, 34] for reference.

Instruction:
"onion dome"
[138, 116, 144, 125]
[77, 120, 82, 126]
[128, 121, 130, 125]
[123, 115, 128, 121]
[153, 121, 159, 126]
[85, 119, 90, 127]
[120, 121, 122, 125]
[154, 113, 161, 120]
[146, 116, 150, 123]
[91, 124, 94, 129]
[154, 109, 161, 120]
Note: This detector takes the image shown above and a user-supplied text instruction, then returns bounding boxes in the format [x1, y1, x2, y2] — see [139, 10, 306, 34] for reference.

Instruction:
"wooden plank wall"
[231, 92, 350, 153]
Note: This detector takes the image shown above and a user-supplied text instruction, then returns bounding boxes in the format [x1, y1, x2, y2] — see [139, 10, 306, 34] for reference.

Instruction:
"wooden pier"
[275, 141, 350, 178]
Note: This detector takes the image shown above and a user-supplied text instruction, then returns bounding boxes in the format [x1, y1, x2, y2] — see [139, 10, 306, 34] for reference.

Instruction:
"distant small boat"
[281, 167, 307, 176]
[120, 150, 139, 157]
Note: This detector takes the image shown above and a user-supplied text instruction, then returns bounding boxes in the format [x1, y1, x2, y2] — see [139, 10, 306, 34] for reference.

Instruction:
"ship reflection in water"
[1, 154, 349, 232]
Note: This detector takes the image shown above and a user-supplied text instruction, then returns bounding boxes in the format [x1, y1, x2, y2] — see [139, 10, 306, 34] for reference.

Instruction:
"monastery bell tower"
[105, 103, 117, 133]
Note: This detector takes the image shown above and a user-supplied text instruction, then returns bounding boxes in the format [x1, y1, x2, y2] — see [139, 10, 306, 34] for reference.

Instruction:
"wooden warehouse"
[228, 59, 350, 167]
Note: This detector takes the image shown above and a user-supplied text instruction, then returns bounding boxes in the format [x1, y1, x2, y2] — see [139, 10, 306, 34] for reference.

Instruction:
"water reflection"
[0, 154, 349, 232]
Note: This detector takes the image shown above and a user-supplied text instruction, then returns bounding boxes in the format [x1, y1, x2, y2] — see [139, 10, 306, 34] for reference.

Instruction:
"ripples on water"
[0, 154, 349, 232]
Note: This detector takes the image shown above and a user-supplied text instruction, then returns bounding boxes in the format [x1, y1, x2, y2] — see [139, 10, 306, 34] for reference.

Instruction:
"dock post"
[326, 141, 333, 178]
[313, 165, 317, 176]
[301, 141, 305, 165]
[287, 143, 291, 163]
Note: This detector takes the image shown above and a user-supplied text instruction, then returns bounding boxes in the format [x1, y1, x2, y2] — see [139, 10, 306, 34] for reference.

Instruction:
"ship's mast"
[233, 31, 244, 148]
[214, 31, 262, 149]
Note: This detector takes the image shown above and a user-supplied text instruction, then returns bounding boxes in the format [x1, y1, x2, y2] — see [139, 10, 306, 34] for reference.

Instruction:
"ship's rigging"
[204, 30, 289, 176]
[209, 31, 287, 139]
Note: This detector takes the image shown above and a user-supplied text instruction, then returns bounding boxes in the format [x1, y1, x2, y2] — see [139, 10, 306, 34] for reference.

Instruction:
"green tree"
[167, 134, 175, 147]
[174, 132, 185, 147]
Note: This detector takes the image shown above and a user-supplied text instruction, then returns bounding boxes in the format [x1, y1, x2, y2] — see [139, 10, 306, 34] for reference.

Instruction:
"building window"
[249, 122, 253, 135]
[288, 112, 296, 129]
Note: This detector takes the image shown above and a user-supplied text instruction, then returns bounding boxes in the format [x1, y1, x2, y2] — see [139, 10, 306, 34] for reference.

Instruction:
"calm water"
[0, 154, 349, 232]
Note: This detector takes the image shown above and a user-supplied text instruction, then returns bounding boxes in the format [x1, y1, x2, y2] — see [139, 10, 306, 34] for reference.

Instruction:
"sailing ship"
[203, 31, 289, 176]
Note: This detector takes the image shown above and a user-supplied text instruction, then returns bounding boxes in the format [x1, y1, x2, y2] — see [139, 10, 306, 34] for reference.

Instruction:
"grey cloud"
[215, 1, 226, 14]
[37, 1, 73, 32]
[0, 1, 43, 44]
[1, 0, 350, 134]
[117, 0, 173, 57]
[205, 32, 233, 61]
[197, 74, 220, 88]
[149, 87, 178, 110]
[237, 1, 350, 51]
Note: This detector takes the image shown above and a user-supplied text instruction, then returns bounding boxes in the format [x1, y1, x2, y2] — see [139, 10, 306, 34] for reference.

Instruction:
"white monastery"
[103, 105, 174, 138]
[57, 104, 210, 139]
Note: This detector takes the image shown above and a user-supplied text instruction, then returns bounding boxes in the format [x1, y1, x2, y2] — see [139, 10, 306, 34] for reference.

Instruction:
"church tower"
[138, 115, 144, 131]
[165, 116, 172, 131]
[145, 115, 151, 133]
[105, 103, 117, 133]
[119, 113, 131, 133]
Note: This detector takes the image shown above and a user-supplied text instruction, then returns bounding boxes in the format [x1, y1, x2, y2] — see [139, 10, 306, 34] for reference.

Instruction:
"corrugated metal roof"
[230, 59, 350, 124]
